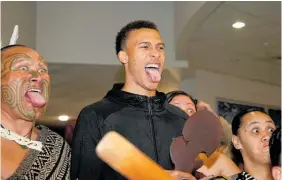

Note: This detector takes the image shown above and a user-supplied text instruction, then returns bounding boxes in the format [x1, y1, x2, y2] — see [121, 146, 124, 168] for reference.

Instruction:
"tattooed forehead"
[1, 53, 47, 79]
[38, 56, 47, 67]
[2, 53, 46, 68]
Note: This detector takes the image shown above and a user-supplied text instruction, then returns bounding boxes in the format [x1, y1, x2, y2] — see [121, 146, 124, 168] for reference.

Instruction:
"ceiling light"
[58, 115, 69, 121]
[232, 21, 245, 29]
[264, 42, 269, 46]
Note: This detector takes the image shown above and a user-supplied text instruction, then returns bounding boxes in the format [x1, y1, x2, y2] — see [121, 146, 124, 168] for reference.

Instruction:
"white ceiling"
[178, 1, 281, 85]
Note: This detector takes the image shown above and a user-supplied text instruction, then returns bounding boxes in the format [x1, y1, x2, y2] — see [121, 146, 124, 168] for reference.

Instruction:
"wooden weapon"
[96, 131, 174, 180]
[170, 110, 223, 173]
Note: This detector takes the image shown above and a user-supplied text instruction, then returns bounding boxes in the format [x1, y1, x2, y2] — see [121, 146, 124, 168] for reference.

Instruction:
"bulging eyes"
[187, 109, 194, 113]
[268, 128, 275, 133]
[19, 66, 28, 71]
[186, 109, 195, 115]
[17, 66, 48, 74]
[252, 128, 259, 134]
[38, 68, 48, 74]
[251, 127, 275, 134]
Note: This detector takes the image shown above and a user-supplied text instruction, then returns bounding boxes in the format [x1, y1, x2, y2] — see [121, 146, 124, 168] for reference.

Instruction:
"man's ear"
[232, 135, 242, 150]
[118, 51, 128, 64]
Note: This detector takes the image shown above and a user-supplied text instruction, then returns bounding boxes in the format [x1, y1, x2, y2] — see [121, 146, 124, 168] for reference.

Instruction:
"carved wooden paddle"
[170, 110, 223, 173]
[96, 131, 174, 180]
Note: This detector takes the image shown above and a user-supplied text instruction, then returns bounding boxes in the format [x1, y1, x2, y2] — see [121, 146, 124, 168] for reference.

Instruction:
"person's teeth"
[28, 89, 41, 93]
[145, 64, 159, 69]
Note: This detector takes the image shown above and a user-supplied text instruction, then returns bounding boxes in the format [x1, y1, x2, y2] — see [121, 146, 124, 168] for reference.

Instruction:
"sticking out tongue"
[145, 68, 161, 83]
[25, 92, 46, 108]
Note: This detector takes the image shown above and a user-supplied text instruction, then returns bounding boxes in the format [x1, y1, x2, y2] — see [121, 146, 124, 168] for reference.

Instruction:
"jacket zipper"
[147, 98, 159, 163]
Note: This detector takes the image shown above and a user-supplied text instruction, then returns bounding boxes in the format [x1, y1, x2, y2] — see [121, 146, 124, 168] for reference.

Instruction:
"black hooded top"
[71, 83, 188, 180]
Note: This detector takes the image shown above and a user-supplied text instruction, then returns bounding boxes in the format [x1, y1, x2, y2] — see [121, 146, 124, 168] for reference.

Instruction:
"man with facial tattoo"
[71, 20, 195, 180]
[1, 44, 71, 179]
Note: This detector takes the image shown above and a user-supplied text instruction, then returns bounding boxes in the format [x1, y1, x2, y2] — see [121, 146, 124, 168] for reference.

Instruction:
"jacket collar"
[105, 83, 166, 111]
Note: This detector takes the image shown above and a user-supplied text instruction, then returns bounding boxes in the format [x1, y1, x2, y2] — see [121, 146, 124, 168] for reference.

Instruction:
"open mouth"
[145, 63, 161, 83]
[25, 88, 46, 108]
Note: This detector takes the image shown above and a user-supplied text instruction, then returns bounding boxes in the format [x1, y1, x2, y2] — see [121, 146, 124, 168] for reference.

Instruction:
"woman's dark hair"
[165, 90, 197, 107]
[269, 127, 281, 166]
[231, 108, 268, 165]
[232, 108, 267, 136]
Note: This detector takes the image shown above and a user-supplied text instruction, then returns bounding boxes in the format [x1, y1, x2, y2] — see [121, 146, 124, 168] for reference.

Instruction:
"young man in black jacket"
[71, 20, 195, 180]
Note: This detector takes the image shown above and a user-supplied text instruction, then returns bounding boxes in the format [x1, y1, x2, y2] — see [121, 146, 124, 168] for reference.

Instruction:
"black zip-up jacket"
[71, 83, 188, 180]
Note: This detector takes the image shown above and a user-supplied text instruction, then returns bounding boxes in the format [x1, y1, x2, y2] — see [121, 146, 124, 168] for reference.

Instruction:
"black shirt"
[71, 83, 188, 180]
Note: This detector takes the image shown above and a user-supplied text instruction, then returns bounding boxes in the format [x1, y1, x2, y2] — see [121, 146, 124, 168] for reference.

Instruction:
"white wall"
[174, 1, 206, 40]
[180, 78, 196, 97]
[1, 1, 36, 48]
[195, 69, 281, 111]
[36, 1, 184, 68]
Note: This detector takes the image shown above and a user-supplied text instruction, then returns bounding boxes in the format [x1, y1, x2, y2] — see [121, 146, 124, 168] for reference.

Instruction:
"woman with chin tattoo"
[230, 108, 277, 180]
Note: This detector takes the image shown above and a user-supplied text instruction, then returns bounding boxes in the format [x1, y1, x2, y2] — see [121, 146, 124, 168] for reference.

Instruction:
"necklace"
[22, 128, 33, 138]
[0, 125, 43, 151]
[20, 126, 33, 149]
[20, 127, 32, 149]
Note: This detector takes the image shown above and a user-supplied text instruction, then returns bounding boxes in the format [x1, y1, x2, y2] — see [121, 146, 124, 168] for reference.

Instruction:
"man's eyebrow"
[38, 57, 48, 67]
[157, 42, 165, 47]
[138, 41, 150, 45]
[10, 54, 33, 66]
[266, 120, 275, 125]
[138, 42, 166, 47]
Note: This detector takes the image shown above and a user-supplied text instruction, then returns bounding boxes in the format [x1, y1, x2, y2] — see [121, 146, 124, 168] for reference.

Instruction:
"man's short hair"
[115, 20, 159, 55]
[270, 127, 281, 166]
[1, 44, 26, 52]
